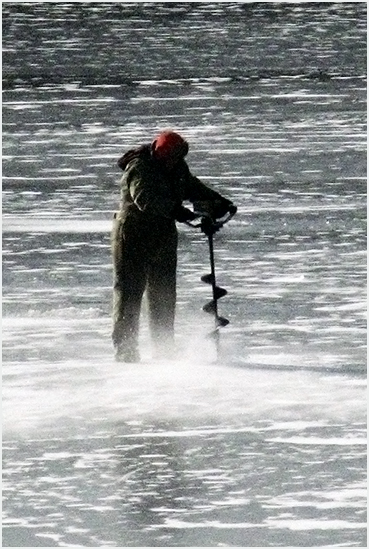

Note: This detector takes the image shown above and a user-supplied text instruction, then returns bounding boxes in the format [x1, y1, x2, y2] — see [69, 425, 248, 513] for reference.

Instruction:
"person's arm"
[186, 173, 235, 219]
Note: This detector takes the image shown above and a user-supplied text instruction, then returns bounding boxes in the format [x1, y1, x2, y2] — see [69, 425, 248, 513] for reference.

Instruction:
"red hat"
[152, 131, 188, 159]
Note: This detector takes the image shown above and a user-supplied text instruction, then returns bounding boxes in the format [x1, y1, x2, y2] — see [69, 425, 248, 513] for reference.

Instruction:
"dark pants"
[111, 214, 178, 359]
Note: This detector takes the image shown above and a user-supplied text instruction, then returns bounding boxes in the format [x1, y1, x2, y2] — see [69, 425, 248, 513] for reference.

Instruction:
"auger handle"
[185, 206, 237, 233]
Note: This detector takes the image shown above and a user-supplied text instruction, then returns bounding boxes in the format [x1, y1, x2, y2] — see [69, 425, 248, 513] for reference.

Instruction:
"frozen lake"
[2, 3, 367, 547]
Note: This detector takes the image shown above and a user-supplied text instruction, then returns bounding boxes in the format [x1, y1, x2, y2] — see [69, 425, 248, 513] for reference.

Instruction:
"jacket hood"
[117, 144, 151, 171]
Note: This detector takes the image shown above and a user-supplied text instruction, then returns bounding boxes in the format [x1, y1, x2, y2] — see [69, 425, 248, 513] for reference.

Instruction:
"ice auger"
[186, 206, 237, 354]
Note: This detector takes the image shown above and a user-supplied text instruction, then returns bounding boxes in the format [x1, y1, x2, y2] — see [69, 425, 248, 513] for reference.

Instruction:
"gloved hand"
[196, 200, 236, 220]
[173, 205, 197, 223]
[213, 200, 238, 219]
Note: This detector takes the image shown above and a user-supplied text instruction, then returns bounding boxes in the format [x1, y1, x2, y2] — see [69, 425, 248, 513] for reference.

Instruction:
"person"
[111, 130, 236, 362]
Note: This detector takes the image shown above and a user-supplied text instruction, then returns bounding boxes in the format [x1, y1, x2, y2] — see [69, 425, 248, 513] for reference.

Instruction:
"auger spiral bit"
[201, 228, 230, 330]
[201, 272, 228, 322]
[185, 206, 237, 358]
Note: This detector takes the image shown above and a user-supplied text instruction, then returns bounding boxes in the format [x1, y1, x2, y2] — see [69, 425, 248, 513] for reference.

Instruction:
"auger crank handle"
[185, 206, 237, 233]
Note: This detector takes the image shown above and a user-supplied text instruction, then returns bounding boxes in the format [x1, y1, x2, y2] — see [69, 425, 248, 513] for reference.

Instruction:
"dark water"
[2, 3, 367, 547]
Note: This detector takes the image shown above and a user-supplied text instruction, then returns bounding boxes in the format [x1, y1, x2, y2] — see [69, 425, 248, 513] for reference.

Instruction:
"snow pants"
[111, 214, 178, 359]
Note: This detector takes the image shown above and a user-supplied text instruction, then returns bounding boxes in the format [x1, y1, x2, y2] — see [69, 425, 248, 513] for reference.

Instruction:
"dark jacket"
[117, 145, 232, 223]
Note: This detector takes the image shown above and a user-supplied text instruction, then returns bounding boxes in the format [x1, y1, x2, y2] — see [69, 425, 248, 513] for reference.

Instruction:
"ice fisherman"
[112, 130, 236, 362]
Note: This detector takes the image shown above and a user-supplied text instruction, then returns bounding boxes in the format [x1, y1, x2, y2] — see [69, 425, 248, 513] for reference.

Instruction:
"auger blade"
[203, 300, 229, 320]
[208, 319, 230, 338]
[217, 316, 229, 327]
[214, 287, 227, 299]
[203, 300, 216, 314]
[201, 273, 214, 284]
[201, 274, 227, 299]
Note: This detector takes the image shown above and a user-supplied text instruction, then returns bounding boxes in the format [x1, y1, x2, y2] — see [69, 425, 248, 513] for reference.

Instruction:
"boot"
[114, 344, 140, 363]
